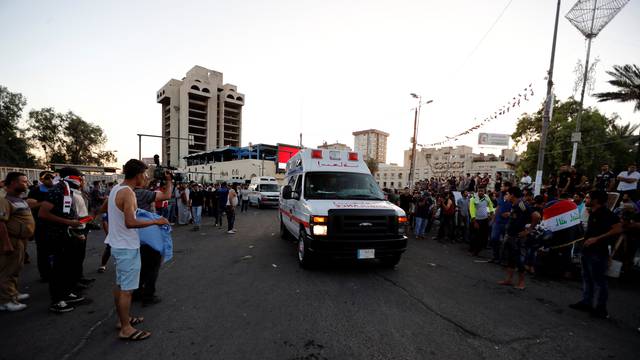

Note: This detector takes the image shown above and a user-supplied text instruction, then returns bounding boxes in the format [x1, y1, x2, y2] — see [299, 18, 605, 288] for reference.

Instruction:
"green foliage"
[512, 98, 637, 177]
[28, 108, 116, 166]
[0, 86, 36, 167]
[593, 64, 640, 111]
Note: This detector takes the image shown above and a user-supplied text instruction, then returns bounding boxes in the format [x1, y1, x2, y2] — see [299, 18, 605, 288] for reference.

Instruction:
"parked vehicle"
[249, 176, 280, 208]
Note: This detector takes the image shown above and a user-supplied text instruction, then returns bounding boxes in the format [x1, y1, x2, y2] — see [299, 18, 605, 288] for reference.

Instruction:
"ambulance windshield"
[303, 172, 384, 200]
[258, 184, 279, 192]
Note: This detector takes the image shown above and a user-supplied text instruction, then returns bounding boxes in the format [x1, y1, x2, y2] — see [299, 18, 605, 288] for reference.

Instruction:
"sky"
[1, 0, 639, 167]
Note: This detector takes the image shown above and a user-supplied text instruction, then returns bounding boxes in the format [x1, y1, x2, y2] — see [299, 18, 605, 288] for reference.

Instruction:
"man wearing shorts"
[105, 159, 168, 341]
[498, 186, 539, 290]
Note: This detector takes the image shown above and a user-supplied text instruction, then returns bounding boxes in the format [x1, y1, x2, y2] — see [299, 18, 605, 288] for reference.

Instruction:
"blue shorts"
[111, 247, 141, 291]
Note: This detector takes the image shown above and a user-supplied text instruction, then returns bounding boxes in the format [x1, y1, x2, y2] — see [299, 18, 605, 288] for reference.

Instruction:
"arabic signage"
[478, 133, 510, 146]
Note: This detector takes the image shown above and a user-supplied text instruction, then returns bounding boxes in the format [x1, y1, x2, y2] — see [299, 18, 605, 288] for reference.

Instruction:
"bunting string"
[420, 83, 535, 147]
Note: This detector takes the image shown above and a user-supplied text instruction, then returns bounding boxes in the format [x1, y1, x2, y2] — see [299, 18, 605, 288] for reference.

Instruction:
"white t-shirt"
[616, 171, 640, 191]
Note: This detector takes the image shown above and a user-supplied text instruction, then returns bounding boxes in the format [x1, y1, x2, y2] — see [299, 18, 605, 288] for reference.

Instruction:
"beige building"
[184, 159, 275, 184]
[402, 146, 516, 181]
[318, 142, 352, 151]
[353, 129, 388, 163]
[157, 65, 245, 167]
[375, 163, 409, 190]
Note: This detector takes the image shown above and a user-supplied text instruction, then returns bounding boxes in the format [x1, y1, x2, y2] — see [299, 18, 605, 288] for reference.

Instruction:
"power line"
[457, 0, 515, 71]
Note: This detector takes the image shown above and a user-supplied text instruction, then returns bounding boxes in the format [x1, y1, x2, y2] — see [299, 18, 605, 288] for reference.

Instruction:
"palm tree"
[608, 120, 640, 138]
[593, 64, 640, 111]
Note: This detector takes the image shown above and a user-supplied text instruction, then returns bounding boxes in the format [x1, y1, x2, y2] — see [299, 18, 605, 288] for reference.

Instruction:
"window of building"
[201, 88, 210, 93]
[190, 85, 200, 91]
[226, 94, 234, 99]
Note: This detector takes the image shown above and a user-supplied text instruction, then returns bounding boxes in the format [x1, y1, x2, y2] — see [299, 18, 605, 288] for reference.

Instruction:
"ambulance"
[248, 176, 280, 208]
[279, 148, 408, 268]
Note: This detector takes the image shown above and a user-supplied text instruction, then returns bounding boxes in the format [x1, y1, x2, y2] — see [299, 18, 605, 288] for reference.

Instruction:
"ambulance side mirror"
[282, 185, 292, 200]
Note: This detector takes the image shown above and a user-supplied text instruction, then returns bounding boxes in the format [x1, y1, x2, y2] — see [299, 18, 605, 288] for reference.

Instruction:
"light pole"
[137, 133, 194, 167]
[408, 94, 433, 189]
[565, 0, 630, 166]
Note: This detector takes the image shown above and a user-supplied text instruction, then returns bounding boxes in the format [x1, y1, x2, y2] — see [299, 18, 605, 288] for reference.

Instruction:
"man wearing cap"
[26, 170, 56, 282]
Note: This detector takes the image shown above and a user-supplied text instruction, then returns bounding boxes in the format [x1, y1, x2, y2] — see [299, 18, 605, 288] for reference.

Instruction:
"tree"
[593, 64, 640, 111]
[512, 98, 636, 178]
[365, 158, 379, 175]
[28, 108, 116, 166]
[0, 85, 35, 167]
[26, 107, 66, 163]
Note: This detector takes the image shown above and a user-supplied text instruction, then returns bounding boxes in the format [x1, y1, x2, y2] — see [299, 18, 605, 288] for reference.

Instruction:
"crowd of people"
[0, 159, 258, 341]
[1, 160, 639, 337]
[384, 164, 640, 320]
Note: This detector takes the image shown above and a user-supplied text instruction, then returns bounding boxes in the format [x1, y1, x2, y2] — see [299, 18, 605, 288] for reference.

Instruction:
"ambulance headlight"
[312, 225, 328, 236]
[398, 216, 408, 235]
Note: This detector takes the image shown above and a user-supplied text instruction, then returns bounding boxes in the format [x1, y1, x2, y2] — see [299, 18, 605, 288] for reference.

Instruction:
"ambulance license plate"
[357, 249, 375, 259]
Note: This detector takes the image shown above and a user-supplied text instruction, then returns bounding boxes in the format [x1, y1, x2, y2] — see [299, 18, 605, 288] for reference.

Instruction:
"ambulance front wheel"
[298, 230, 316, 269]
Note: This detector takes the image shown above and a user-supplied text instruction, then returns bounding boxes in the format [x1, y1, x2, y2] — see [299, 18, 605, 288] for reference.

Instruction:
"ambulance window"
[293, 175, 303, 195]
[287, 176, 297, 188]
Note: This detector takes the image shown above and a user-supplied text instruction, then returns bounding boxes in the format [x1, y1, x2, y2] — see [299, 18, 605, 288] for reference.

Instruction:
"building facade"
[184, 159, 276, 184]
[317, 142, 352, 151]
[374, 163, 409, 190]
[352, 129, 389, 163]
[157, 65, 245, 167]
[375, 146, 517, 188]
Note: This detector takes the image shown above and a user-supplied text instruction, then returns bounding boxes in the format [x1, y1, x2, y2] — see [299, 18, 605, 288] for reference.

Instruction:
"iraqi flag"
[542, 200, 581, 232]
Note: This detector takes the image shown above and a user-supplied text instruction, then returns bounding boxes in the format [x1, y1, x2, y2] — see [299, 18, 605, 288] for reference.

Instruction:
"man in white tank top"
[106, 159, 168, 341]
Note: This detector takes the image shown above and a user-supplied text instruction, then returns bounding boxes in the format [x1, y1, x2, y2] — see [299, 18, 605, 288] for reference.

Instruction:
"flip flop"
[119, 329, 151, 341]
[116, 316, 144, 329]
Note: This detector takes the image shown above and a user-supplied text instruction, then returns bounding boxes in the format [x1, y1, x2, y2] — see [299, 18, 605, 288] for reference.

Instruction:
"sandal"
[116, 316, 144, 329]
[97, 266, 106, 273]
[119, 329, 151, 341]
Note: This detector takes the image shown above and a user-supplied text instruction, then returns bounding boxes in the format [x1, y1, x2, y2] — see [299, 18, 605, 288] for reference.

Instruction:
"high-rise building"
[157, 65, 245, 167]
[352, 129, 389, 163]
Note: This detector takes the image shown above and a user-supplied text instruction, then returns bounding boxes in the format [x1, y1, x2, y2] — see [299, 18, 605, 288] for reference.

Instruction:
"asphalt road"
[2, 208, 640, 360]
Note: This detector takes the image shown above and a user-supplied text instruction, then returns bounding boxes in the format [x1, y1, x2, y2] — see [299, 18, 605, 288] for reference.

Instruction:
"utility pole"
[534, 0, 561, 196]
[408, 99, 420, 189]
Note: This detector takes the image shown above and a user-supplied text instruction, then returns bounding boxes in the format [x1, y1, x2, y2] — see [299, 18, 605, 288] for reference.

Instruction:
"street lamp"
[408, 94, 433, 189]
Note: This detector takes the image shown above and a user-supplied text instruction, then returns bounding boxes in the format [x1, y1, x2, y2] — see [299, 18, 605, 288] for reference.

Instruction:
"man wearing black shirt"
[594, 164, 616, 192]
[494, 172, 503, 193]
[558, 164, 572, 195]
[131, 173, 172, 306]
[189, 184, 205, 231]
[26, 170, 55, 282]
[399, 188, 413, 215]
[570, 190, 622, 319]
[499, 186, 538, 290]
[38, 168, 85, 313]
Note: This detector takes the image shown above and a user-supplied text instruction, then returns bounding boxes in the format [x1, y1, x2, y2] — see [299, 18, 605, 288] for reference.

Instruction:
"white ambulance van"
[249, 176, 280, 208]
[279, 148, 408, 268]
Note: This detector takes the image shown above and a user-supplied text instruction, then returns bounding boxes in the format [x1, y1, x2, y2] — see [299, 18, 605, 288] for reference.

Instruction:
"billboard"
[478, 133, 510, 146]
[277, 143, 301, 169]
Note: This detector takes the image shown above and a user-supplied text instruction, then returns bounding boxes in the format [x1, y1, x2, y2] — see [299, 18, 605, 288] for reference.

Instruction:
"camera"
[152, 154, 184, 184]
